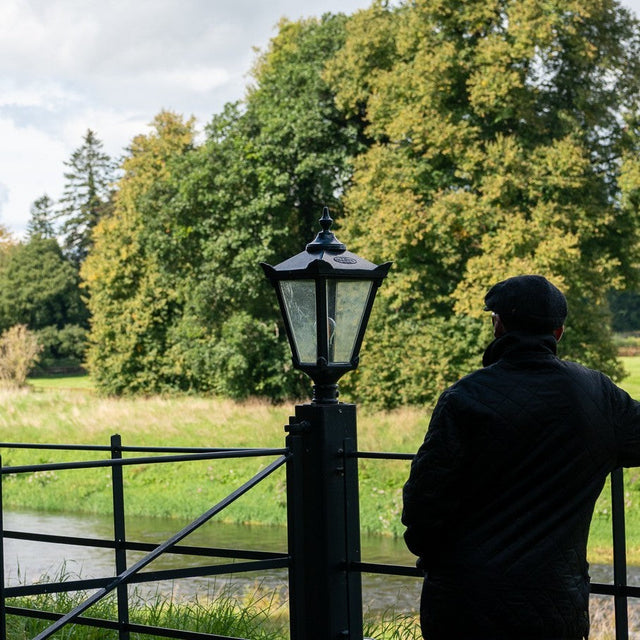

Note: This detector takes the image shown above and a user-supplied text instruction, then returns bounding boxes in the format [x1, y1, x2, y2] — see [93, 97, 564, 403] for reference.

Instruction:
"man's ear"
[492, 314, 507, 338]
[553, 326, 565, 342]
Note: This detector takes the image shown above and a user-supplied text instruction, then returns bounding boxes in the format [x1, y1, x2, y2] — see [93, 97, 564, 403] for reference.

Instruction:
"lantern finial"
[306, 206, 346, 253]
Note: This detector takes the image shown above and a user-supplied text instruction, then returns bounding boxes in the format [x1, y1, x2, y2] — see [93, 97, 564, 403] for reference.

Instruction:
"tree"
[0, 225, 13, 252]
[0, 237, 88, 366]
[326, 0, 640, 407]
[59, 129, 116, 265]
[82, 111, 197, 394]
[84, 14, 361, 399]
[0, 325, 42, 387]
[167, 13, 363, 400]
[27, 194, 57, 239]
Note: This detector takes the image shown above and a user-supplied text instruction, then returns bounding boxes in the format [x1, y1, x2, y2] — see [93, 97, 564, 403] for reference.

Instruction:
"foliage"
[326, 0, 640, 406]
[58, 129, 116, 265]
[0, 230, 88, 367]
[10, 187, 91, 372]
[84, 14, 360, 400]
[82, 111, 199, 394]
[35, 324, 88, 368]
[0, 237, 86, 331]
[26, 193, 57, 239]
[0, 324, 42, 387]
[0, 236, 88, 366]
[610, 292, 640, 332]
[15, 2, 640, 407]
[0, 224, 14, 252]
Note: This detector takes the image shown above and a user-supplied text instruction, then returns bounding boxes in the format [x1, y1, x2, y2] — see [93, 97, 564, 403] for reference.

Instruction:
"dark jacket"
[402, 331, 640, 639]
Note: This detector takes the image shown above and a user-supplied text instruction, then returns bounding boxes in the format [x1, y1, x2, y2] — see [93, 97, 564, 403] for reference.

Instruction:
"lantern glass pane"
[327, 279, 373, 364]
[279, 280, 317, 364]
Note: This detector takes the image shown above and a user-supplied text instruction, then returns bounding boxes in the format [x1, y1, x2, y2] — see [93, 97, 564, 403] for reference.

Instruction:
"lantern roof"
[267, 207, 388, 278]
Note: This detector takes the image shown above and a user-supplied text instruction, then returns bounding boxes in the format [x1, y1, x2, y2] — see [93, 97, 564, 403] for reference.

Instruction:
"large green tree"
[325, 0, 640, 407]
[84, 14, 362, 399]
[0, 236, 88, 366]
[82, 111, 197, 394]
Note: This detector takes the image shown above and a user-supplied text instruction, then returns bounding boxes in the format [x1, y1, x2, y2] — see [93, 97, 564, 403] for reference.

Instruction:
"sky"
[1, 0, 640, 237]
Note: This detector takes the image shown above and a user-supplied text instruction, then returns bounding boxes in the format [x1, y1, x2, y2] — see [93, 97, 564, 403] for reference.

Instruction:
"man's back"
[403, 331, 640, 638]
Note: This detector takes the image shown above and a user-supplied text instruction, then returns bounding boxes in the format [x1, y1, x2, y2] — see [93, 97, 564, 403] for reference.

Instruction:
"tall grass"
[6, 571, 287, 640]
[5, 578, 633, 640]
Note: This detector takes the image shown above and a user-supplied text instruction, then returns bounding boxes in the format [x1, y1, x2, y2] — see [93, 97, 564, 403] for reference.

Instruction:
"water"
[1, 509, 636, 616]
[1, 509, 420, 614]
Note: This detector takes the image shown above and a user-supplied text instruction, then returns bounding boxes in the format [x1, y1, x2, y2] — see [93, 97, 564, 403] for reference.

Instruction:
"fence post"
[611, 467, 629, 640]
[286, 403, 364, 640]
[111, 434, 130, 640]
[0, 456, 6, 640]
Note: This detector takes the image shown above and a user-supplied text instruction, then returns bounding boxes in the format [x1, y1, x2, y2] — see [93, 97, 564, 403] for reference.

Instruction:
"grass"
[2, 363, 640, 639]
[0, 385, 428, 539]
[5, 582, 422, 640]
[0, 358, 639, 562]
[27, 373, 94, 391]
[6, 572, 288, 640]
[620, 356, 640, 397]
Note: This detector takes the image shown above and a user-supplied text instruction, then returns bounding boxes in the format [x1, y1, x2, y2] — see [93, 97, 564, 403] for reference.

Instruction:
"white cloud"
[1, 0, 639, 235]
[0, 117, 67, 232]
[0, 79, 83, 120]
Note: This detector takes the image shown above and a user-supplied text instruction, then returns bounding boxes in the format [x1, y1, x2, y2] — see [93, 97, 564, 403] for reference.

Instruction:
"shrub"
[0, 324, 43, 387]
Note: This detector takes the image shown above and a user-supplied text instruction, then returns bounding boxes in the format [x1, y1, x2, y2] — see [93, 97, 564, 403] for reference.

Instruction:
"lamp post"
[261, 208, 390, 640]
[261, 207, 390, 404]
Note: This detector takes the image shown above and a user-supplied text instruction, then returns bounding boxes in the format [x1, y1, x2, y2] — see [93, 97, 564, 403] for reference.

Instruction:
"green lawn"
[620, 356, 640, 397]
[28, 374, 94, 391]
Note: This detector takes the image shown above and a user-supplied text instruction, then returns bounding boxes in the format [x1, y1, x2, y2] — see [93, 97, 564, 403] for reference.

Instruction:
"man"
[402, 275, 640, 639]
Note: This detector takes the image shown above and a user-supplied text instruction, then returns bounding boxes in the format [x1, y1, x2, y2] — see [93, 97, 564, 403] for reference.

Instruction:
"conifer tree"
[59, 129, 116, 265]
[26, 194, 57, 239]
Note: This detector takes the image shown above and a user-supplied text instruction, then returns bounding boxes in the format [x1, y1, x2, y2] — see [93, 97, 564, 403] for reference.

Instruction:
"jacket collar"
[482, 331, 558, 367]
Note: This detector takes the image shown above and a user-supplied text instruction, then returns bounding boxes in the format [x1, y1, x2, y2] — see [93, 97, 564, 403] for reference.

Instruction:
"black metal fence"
[1, 433, 639, 639]
[0, 435, 289, 640]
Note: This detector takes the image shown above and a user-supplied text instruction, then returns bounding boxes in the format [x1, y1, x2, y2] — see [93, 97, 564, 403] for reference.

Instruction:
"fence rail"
[0, 437, 289, 640]
[0, 437, 637, 639]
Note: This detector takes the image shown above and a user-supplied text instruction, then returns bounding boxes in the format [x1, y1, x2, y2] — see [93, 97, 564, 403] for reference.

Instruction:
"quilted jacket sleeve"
[402, 390, 465, 567]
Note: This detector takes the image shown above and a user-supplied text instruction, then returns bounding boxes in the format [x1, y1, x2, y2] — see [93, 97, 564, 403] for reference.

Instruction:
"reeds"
[6, 578, 287, 639]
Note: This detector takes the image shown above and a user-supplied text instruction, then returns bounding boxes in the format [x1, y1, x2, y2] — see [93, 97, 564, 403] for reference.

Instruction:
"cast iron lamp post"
[261, 207, 391, 404]
[261, 208, 390, 640]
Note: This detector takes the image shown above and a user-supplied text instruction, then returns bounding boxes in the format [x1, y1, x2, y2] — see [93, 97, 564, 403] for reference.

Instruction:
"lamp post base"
[286, 402, 363, 639]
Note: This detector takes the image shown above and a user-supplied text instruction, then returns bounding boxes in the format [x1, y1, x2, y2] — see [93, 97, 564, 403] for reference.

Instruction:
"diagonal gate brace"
[32, 454, 288, 640]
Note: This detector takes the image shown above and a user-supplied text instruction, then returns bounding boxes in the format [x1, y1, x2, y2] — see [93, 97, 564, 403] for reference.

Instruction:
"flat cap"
[484, 275, 567, 331]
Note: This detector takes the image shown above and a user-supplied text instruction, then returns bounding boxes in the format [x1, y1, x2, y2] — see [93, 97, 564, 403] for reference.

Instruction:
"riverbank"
[1, 359, 640, 564]
[0, 387, 428, 537]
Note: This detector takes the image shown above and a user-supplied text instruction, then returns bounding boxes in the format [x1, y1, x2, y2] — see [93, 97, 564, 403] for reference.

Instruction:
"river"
[1, 509, 637, 618]
[1, 508, 422, 614]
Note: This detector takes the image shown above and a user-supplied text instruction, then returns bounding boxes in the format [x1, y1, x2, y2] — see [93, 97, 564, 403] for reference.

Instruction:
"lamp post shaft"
[286, 403, 363, 640]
